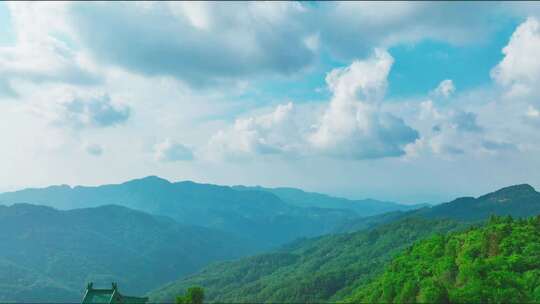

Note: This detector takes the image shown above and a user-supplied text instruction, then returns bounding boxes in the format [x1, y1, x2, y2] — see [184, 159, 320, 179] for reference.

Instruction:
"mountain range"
[1, 179, 539, 303]
[149, 183, 540, 303]
[0, 176, 416, 249]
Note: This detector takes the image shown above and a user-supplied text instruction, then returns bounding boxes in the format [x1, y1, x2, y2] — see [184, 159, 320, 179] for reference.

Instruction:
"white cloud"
[405, 99, 509, 158]
[491, 17, 540, 99]
[207, 50, 419, 160]
[0, 2, 507, 92]
[310, 49, 418, 159]
[432, 79, 455, 98]
[154, 139, 194, 162]
[315, 2, 503, 59]
[66, 1, 314, 87]
[0, 3, 99, 96]
[205, 102, 301, 160]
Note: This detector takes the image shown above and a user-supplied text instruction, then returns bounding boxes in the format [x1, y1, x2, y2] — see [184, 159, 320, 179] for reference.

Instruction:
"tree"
[176, 286, 205, 304]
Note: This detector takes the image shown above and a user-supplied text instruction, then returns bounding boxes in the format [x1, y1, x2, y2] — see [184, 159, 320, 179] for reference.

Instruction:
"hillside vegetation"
[349, 216, 540, 303]
[149, 217, 462, 303]
[338, 184, 540, 232]
[0, 204, 250, 302]
[150, 184, 540, 303]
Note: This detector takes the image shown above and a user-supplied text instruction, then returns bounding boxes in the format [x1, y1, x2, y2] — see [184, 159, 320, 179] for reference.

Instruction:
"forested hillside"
[150, 184, 540, 303]
[348, 216, 540, 303]
[149, 217, 462, 303]
[0, 204, 251, 302]
[338, 184, 540, 233]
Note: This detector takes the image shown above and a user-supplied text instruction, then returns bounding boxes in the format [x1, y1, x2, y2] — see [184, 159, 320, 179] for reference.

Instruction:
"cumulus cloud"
[29, 94, 130, 129]
[67, 2, 314, 86]
[0, 2, 501, 90]
[314, 2, 502, 59]
[432, 79, 455, 98]
[84, 143, 103, 156]
[154, 139, 194, 162]
[408, 100, 494, 157]
[491, 17, 540, 99]
[310, 49, 419, 159]
[0, 3, 99, 96]
[207, 50, 419, 160]
[205, 102, 302, 160]
[0, 2, 509, 92]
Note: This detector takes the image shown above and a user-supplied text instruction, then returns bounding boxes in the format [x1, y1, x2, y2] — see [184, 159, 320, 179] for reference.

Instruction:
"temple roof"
[82, 283, 148, 304]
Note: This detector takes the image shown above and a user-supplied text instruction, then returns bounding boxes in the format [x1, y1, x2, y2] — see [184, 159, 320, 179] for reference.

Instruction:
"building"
[82, 283, 148, 304]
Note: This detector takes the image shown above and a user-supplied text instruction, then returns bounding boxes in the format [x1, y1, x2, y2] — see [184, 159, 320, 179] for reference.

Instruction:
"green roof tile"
[81, 283, 148, 304]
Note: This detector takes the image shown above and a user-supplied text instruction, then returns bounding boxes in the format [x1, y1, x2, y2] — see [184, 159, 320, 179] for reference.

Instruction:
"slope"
[149, 217, 462, 303]
[0, 203, 251, 302]
[349, 216, 540, 303]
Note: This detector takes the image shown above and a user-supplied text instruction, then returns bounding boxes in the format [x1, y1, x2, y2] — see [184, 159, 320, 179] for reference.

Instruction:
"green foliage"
[349, 216, 540, 303]
[176, 287, 204, 304]
[0, 204, 249, 302]
[149, 217, 462, 303]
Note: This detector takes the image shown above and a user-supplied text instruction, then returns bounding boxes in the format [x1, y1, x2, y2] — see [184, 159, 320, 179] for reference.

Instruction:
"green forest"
[149, 217, 463, 303]
[348, 216, 540, 303]
[149, 184, 540, 303]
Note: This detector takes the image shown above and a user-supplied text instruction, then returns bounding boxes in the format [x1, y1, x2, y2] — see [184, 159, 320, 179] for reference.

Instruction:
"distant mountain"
[416, 184, 540, 220]
[148, 217, 462, 303]
[338, 184, 540, 233]
[0, 203, 251, 302]
[0, 176, 415, 248]
[233, 185, 421, 216]
[348, 216, 540, 303]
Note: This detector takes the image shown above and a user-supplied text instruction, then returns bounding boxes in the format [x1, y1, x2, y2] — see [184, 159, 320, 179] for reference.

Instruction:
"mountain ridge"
[0, 202, 252, 302]
[0, 176, 415, 249]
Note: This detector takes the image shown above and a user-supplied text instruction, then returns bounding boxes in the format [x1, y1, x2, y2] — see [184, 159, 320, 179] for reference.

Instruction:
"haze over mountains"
[1, 178, 539, 302]
[0, 176, 419, 302]
[0, 176, 417, 248]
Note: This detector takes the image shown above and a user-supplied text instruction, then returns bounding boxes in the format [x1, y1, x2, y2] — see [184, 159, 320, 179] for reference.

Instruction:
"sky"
[2, 2, 540, 204]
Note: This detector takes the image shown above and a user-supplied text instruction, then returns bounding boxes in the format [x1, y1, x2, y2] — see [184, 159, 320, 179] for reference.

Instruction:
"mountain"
[338, 184, 540, 233]
[233, 185, 422, 216]
[0, 203, 251, 302]
[416, 184, 540, 221]
[149, 183, 540, 303]
[0, 176, 415, 248]
[348, 216, 540, 303]
[148, 217, 462, 303]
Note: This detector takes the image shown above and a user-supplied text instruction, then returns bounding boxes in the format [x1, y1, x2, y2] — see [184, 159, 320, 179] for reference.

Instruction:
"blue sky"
[1, 2, 540, 203]
[0, 3, 14, 45]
